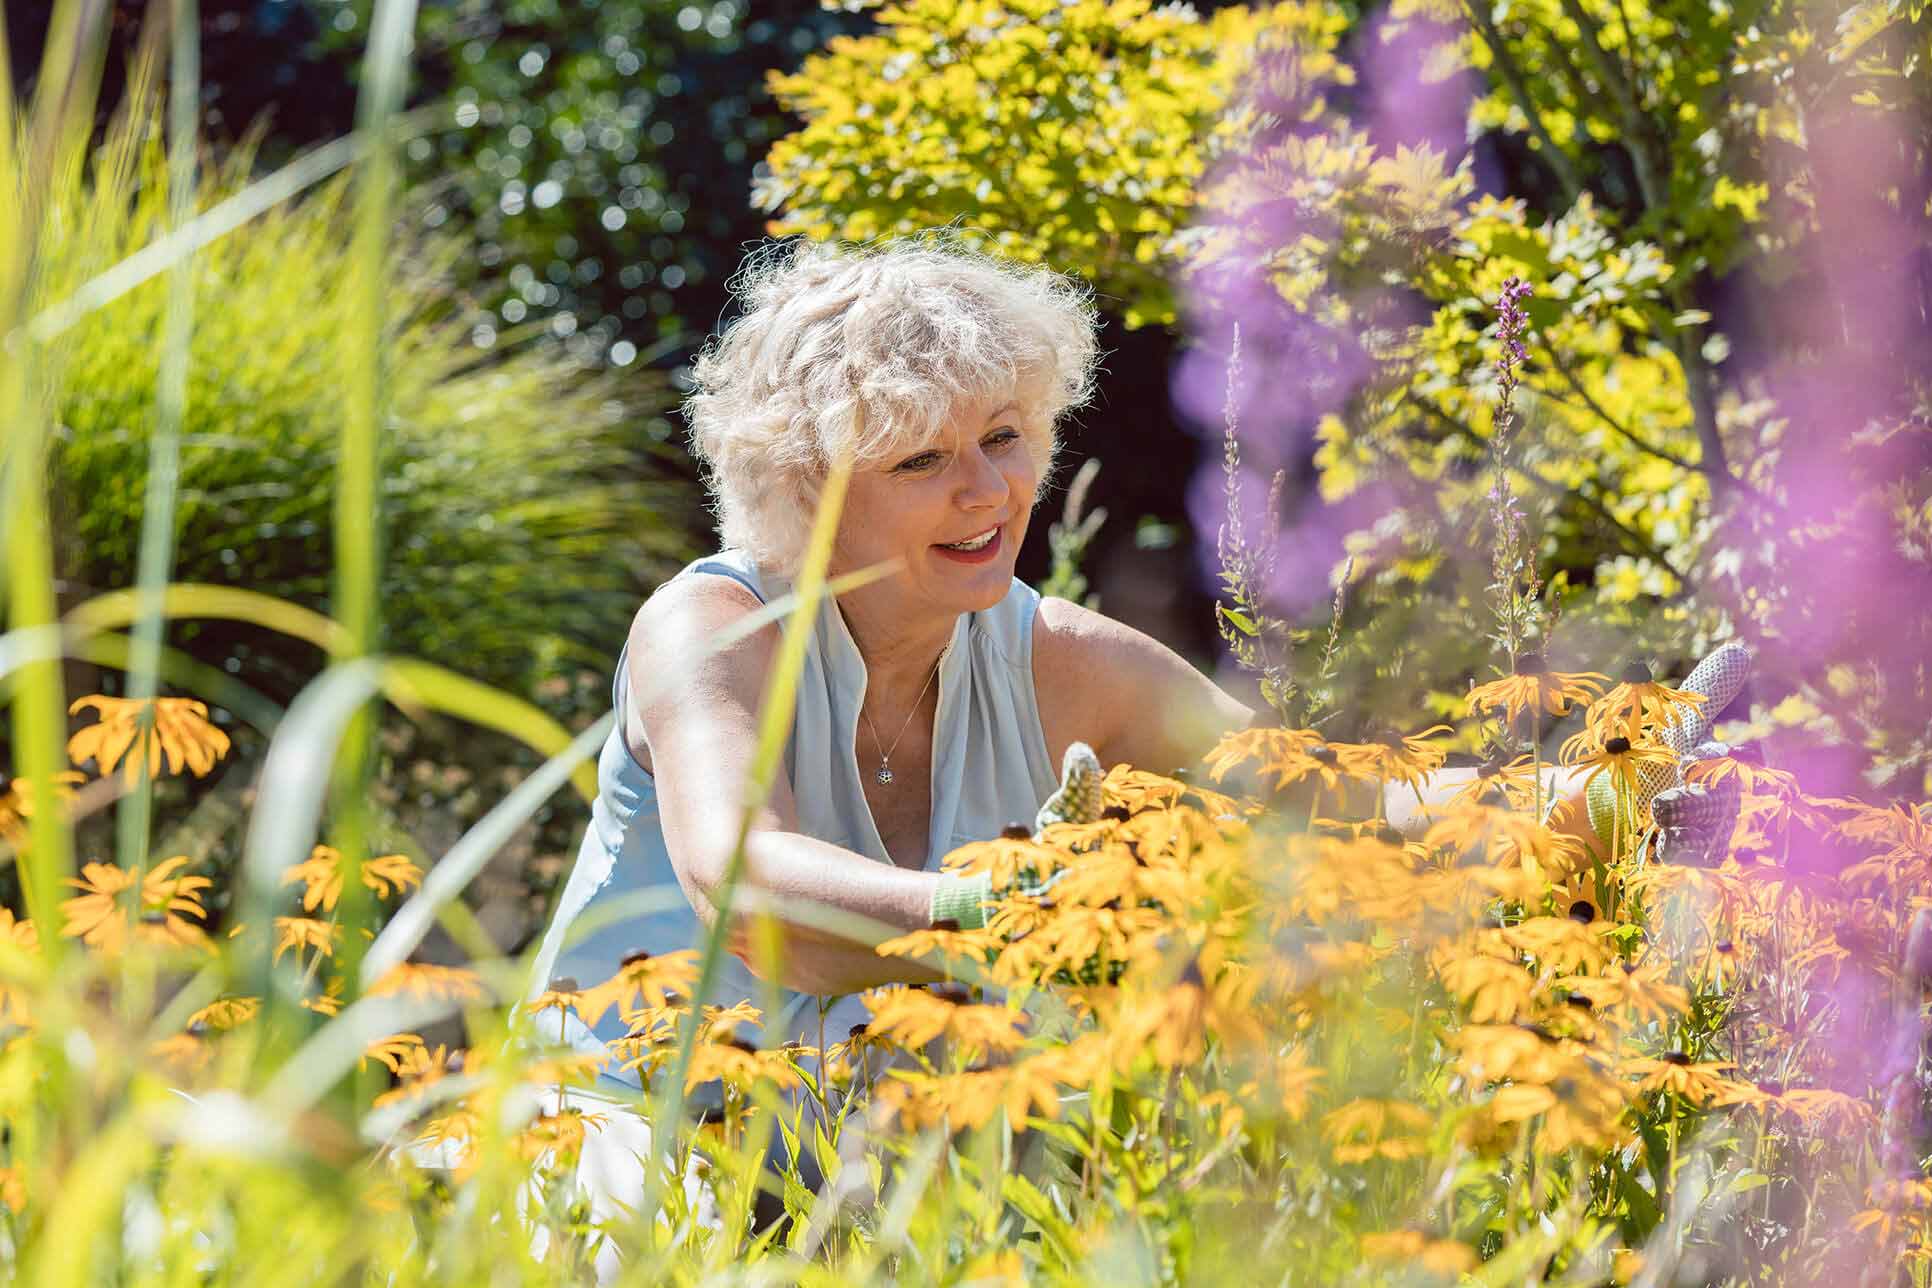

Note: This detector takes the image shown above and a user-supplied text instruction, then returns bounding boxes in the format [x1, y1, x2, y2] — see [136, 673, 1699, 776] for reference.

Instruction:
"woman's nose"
[955, 447, 1009, 509]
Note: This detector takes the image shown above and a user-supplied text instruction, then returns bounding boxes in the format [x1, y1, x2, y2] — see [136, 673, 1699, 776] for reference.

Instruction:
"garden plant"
[3, 0, 1931, 1285]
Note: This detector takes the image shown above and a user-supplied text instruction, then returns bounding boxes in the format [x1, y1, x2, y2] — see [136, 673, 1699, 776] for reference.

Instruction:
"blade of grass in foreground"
[115, 0, 203, 881]
[0, 0, 113, 945]
[329, 0, 422, 1043]
[639, 458, 855, 1239]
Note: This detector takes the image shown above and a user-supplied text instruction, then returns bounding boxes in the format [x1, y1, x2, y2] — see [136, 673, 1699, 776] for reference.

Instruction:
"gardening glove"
[1584, 640, 1753, 852]
[927, 742, 1103, 931]
[1644, 741, 1745, 867]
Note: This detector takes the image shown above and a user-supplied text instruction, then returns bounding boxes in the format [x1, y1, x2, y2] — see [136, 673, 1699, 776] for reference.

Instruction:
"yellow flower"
[66, 695, 232, 782]
[1487, 1067, 1631, 1152]
[60, 856, 213, 955]
[1275, 1044, 1323, 1121]
[1201, 726, 1325, 783]
[684, 1034, 802, 1093]
[1557, 961, 1689, 1025]
[1581, 665, 1705, 746]
[1320, 1097, 1432, 1164]
[1467, 658, 1607, 724]
[1439, 954, 1537, 1023]
[1360, 1229, 1477, 1277]
[0, 908, 39, 1028]
[301, 976, 345, 1016]
[1325, 725, 1452, 792]
[273, 916, 340, 967]
[366, 962, 487, 1006]
[1622, 1052, 1740, 1105]
[1454, 1023, 1594, 1085]
[282, 845, 422, 914]
[186, 995, 261, 1031]
[1562, 728, 1677, 799]
[1500, 915, 1610, 973]
[363, 1032, 428, 1075]
[514, 1107, 609, 1163]
[0, 1166, 24, 1214]
[0, 772, 85, 849]
[1102, 763, 1245, 819]
[861, 985, 1029, 1056]
[577, 948, 699, 1027]
[151, 1031, 211, 1075]
[1443, 751, 1544, 811]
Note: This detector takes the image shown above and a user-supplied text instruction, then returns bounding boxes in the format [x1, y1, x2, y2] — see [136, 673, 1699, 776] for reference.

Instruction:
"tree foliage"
[756, 0, 1329, 329]
[41, 122, 693, 700]
[759, 0, 1932, 793]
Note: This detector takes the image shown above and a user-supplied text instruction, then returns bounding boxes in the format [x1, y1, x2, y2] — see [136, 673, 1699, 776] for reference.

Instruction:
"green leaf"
[1217, 604, 1260, 636]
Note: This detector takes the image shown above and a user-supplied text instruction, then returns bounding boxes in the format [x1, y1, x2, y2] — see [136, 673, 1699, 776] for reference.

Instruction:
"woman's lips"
[932, 526, 1003, 564]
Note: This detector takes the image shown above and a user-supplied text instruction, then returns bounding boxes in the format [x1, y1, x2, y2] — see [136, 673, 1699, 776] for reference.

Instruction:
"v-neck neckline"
[830, 599, 970, 870]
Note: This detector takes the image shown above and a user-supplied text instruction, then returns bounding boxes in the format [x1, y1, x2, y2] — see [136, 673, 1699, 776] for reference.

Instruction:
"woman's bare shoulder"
[624, 572, 779, 726]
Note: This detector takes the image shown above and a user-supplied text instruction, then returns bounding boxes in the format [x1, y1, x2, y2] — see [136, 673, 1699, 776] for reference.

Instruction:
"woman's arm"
[630, 579, 947, 996]
[1032, 596, 1256, 775]
[1030, 598, 1606, 855]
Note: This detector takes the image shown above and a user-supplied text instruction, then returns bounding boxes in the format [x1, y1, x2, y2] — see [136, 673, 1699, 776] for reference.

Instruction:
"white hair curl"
[680, 230, 1103, 575]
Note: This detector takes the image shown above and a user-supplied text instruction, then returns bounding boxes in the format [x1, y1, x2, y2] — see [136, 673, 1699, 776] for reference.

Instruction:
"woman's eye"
[894, 452, 942, 473]
[985, 428, 1021, 448]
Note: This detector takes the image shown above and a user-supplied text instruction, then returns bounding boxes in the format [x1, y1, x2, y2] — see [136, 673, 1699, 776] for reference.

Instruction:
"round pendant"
[875, 765, 894, 786]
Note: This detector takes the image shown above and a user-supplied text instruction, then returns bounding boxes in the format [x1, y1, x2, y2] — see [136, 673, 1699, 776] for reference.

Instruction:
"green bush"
[45, 123, 696, 701]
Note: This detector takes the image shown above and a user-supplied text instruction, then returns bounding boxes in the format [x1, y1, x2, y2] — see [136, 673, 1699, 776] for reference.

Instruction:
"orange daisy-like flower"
[0, 908, 40, 1028]
[1466, 655, 1607, 725]
[1200, 726, 1326, 783]
[1557, 961, 1689, 1026]
[0, 772, 86, 849]
[1622, 1051, 1740, 1105]
[273, 916, 340, 967]
[1423, 803, 1576, 877]
[1320, 1097, 1433, 1164]
[366, 962, 487, 1006]
[1360, 1230, 1477, 1277]
[1329, 725, 1453, 793]
[684, 1034, 802, 1093]
[282, 846, 423, 914]
[577, 948, 700, 1027]
[1561, 732, 1678, 807]
[186, 995, 262, 1032]
[861, 984, 1029, 1057]
[1102, 763, 1246, 820]
[1581, 662, 1705, 746]
[1443, 751, 1545, 812]
[1486, 1066, 1631, 1153]
[66, 695, 232, 783]
[60, 856, 213, 955]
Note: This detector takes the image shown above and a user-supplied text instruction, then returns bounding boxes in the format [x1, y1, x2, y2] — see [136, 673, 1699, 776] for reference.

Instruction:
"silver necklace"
[860, 658, 940, 786]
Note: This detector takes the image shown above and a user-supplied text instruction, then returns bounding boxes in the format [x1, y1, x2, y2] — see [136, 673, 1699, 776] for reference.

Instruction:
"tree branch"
[1555, 0, 1666, 212]
[1537, 344, 1704, 473]
[1458, 0, 1584, 203]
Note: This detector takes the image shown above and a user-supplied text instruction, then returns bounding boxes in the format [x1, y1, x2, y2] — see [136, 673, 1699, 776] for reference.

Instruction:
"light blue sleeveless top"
[528, 548, 1060, 1093]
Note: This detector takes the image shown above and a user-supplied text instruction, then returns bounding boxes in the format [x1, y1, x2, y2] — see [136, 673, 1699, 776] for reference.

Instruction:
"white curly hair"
[680, 230, 1104, 575]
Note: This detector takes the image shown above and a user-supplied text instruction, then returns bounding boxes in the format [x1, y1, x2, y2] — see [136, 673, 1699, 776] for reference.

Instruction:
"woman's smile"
[932, 524, 1003, 564]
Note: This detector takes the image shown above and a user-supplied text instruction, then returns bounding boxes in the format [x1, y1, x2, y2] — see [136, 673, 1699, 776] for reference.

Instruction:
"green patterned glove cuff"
[929, 872, 994, 931]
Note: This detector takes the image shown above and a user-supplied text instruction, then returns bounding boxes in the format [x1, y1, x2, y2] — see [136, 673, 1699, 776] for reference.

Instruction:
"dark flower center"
[1621, 661, 1655, 684]
[1514, 651, 1548, 676]
[1568, 900, 1597, 924]
[1604, 737, 1632, 755]
[1309, 744, 1339, 766]
[1662, 1051, 1692, 1066]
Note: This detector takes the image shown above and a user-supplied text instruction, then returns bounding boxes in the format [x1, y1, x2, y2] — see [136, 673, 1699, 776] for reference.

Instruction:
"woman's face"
[834, 393, 1040, 616]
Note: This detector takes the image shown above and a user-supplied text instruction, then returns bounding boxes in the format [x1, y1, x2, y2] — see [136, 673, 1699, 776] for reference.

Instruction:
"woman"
[522, 232, 1731, 1257]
